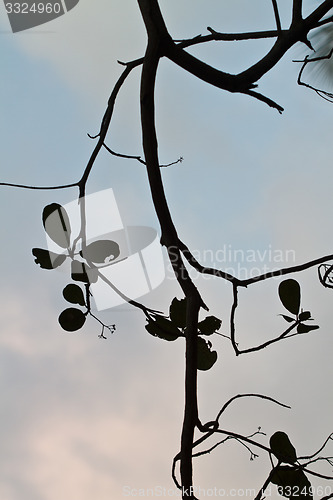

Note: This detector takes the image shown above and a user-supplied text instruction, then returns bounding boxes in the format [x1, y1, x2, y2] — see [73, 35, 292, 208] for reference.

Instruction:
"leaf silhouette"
[298, 311, 311, 322]
[80, 239, 120, 264]
[297, 323, 319, 334]
[42, 203, 71, 248]
[32, 248, 66, 270]
[197, 337, 217, 371]
[198, 316, 222, 335]
[278, 279, 301, 315]
[279, 314, 295, 323]
[58, 308, 86, 332]
[270, 465, 313, 499]
[145, 315, 181, 341]
[270, 431, 297, 464]
[63, 284, 85, 306]
[169, 297, 187, 328]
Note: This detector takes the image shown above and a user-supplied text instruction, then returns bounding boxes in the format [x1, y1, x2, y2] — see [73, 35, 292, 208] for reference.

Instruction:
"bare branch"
[236, 319, 300, 355]
[241, 253, 333, 286]
[78, 59, 141, 193]
[101, 142, 146, 164]
[179, 238, 333, 288]
[292, 0, 303, 24]
[298, 433, 333, 460]
[271, 0, 282, 33]
[242, 88, 284, 113]
[216, 393, 291, 423]
[175, 28, 282, 50]
[0, 181, 78, 190]
[295, 50, 333, 102]
[230, 283, 239, 352]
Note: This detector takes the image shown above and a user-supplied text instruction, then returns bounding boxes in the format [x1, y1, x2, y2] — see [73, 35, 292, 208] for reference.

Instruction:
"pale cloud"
[0, 1, 146, 102]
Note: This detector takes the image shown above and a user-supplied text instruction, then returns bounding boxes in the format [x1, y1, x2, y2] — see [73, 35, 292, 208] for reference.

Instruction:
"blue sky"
[1, 1, 333, 499]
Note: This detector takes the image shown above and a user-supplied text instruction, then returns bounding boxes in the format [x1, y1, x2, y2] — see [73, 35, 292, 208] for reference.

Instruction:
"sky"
[1, 1, 333, 499]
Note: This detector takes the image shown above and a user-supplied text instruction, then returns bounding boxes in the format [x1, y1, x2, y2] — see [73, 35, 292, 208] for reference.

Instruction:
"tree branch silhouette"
[3, 1, 333, 499]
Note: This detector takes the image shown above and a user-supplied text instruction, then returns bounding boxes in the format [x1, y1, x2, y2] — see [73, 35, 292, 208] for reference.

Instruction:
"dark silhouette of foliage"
[3, 1, 333, 499]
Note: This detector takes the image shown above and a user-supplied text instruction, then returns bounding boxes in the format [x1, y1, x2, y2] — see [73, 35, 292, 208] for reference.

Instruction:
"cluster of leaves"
[269, 431, 312, 499]
[145, 297, 222, 371]
[32, 203, 120, 278]
[32, 203, 118, 335]
[59, 283, 87, 331]
[278, 279, 319, 334]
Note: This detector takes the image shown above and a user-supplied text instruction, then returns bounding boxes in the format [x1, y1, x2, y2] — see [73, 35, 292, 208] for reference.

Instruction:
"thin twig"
[101, 142, 146, 164]
[298, 433, 333, 460]
[0, 181, 78, 190]
[295, 50, 333, 102]
[230, 283, 239, 352]
[216, 393, 291, 422]
[236, 320, 299, 355]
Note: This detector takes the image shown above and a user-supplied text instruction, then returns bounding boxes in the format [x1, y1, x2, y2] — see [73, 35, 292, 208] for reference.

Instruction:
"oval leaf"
[32, 248, 66, 270]
[169, 297, 187, 328]
[278, 279, 301, 315]
[63, 284, 85, 306]
[270, 431, 297, 464]
[81, 239, 120, 264]
[58, 308, 86, 332]
[42, 203, 71, 249]
[198, 316, 222, 335]
[197, 337, 218, 371]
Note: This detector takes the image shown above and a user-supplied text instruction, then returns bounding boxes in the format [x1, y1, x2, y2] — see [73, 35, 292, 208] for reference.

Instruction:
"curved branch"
[216, 393, 291, 423]
[179, 239, 333, 288]
[78, 59, 141, 193]
[0, 181, 78, 190]
[235, 317, 300, 355]
[298, 433, 333, 461]
[296, 50, 333, 102]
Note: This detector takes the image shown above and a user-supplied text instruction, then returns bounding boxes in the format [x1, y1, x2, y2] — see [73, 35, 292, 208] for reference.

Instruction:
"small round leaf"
[63, 284, 85, 306]
[58, 308, 86, 332]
